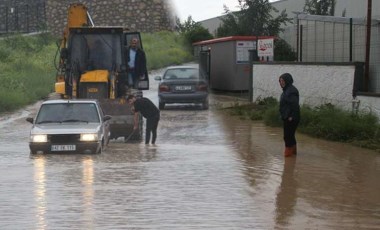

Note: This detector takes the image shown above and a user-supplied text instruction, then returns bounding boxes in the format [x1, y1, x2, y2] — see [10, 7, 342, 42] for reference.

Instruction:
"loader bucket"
[99, 98, 142, 141]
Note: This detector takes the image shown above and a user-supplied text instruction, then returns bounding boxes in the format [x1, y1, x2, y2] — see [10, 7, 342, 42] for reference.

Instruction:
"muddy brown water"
[0, 71, 379, 229]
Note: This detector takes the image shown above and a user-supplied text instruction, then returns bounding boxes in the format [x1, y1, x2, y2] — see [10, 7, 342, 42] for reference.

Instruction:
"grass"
[0, 31, 193, 113]
[142, 31, 194, 70]
[0, 33, 56, 112]
[225, 97, 380, 152]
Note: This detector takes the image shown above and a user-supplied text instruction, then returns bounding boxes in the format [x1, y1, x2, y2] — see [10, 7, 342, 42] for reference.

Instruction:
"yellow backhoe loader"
[54, 3, 149, 141]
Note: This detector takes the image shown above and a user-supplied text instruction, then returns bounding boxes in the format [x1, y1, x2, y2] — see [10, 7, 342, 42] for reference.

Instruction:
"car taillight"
[197, 84, 208, 91]
[159, 84, 170, 92]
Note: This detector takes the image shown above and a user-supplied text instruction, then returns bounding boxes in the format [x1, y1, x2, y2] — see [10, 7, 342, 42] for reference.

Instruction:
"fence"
[287, 14, 380, 93]
[0, 2, 46, 35]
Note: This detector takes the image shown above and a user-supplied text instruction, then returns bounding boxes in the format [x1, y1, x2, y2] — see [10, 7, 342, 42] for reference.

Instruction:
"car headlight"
[80, 133, 98, 141]
[31, 134, 48, 143]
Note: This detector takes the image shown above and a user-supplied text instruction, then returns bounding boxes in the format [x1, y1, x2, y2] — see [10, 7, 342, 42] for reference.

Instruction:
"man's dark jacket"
[126, 47, 147, 77]
[279, 73, 300, 121]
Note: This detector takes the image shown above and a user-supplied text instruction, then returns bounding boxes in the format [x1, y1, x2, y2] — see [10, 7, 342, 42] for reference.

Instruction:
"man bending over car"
[127, 95, 160, 145]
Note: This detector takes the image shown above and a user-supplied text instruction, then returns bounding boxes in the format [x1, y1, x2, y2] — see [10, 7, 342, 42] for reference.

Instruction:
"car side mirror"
[154, 76, 162, 81]
[103, 115, 112, 122]
[26, 117, 34, 124]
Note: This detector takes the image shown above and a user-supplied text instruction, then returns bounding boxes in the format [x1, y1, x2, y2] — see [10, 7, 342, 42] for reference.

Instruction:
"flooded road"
[0, 69, 380, 229]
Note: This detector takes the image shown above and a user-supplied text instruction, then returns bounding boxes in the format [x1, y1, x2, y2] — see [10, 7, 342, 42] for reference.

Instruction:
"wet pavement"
[0, 68, 379, 229]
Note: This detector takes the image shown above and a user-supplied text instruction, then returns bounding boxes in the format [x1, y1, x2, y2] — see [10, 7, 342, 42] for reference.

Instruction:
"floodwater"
[0, 70, 379, 229]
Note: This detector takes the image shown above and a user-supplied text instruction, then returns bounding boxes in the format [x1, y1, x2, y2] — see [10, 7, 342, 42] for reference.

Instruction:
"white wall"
[357, 95, 380, 118]
[252, 64, 380, 118]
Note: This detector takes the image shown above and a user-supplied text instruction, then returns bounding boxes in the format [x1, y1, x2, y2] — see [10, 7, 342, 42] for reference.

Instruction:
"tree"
[274, 38, 297, 61]
[303, 0, 336, 16]
[217, 0, 291, 37]
[176, 16, 213, 45]
[216, 0, 295, 61]
[175, 16, 197, 34]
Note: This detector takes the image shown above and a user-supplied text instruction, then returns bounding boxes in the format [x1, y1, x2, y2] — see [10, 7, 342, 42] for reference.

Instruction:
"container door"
[199, 50, 211, 86]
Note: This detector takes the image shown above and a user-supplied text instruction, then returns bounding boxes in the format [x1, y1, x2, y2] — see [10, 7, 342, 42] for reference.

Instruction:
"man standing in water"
[127, 95, 160, 145]
[279, 73, 300, 157]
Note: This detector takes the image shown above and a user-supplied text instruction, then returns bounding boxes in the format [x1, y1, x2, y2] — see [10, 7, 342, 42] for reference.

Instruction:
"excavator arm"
[56, 3, 93, 96]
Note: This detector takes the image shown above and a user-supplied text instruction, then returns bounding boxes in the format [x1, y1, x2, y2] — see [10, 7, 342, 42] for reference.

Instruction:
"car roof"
[41, 99, 99, 105]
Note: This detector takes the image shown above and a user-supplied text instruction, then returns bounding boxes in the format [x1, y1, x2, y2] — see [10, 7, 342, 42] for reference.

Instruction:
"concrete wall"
[252, 63, 380, 118]
[0, 0, 175, 35]
[0, 0, 45, 33]
[46, 0, 174, 36]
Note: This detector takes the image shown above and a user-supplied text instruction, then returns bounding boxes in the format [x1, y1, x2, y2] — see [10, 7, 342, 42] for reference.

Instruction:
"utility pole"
[364, 0, 372, 92]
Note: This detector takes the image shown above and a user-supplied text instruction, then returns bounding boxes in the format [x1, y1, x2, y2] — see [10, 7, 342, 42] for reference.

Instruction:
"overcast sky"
[171, 0, 241, 22]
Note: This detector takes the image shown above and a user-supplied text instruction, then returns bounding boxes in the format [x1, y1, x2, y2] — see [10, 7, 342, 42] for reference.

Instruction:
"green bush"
[226, 98, 380, 152]
[299, 104, 380, 142]
[263, 106, 282, 127]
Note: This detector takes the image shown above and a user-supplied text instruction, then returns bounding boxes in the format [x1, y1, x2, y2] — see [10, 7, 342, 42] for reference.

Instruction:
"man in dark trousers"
[126, 37, 147, 88]
[127, 95, 160, 145]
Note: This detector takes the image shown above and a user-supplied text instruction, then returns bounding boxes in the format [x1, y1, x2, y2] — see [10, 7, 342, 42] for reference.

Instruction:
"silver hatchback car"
[154, 66, 209, 110]
[26, 99, 111, 154]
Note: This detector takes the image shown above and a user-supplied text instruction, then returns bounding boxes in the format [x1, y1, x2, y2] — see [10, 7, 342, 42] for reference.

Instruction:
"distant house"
[198, 17, 224, 37]
[199, 0, 380, 37]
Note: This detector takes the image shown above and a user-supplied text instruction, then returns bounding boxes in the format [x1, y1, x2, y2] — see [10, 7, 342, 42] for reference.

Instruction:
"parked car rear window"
[163, 68, 199, 80]
[36, 103, 100, 124]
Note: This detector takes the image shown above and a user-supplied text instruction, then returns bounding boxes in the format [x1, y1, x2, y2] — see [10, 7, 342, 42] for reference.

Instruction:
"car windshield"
[35, 103, 100, 124]
[163, 68, 200, 80]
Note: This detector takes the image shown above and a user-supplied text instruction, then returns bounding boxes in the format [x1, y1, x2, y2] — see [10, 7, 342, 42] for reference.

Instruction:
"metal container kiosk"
[193, 36, 273, 91]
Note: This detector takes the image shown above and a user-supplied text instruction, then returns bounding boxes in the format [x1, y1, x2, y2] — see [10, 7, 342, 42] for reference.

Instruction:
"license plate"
[175, 85, 192, 91]
[51, 145, 76, 151]
[88, 88, 98, 93]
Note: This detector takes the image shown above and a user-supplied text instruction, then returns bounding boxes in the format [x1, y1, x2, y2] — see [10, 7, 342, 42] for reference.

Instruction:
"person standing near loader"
[127, 95, 160, 145]
[126, 37, 147, 88]
[279, 73, 300, 157]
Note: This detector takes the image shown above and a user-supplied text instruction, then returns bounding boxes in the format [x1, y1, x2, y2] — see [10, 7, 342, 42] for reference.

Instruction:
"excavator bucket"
[99, 98, 142, 141]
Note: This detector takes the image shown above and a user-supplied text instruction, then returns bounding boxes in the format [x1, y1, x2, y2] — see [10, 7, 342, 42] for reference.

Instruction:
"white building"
[200, 0, 380, 36]
[199, 0, 380, 35]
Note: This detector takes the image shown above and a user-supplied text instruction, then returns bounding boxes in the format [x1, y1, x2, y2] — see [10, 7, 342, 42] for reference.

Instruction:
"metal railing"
[285, 14, 380, 93]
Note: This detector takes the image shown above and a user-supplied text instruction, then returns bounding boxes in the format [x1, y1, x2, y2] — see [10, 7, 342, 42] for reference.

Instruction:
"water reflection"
[139, 144, 158, 161]
[33, 156, 46, 230]
[33, 155, 96, 229]
[275, 157, 297, 227]
[82, 157, 94, 229]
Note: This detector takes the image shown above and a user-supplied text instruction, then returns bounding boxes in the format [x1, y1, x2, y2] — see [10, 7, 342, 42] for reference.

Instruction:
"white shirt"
[128, 49, 136, 68]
